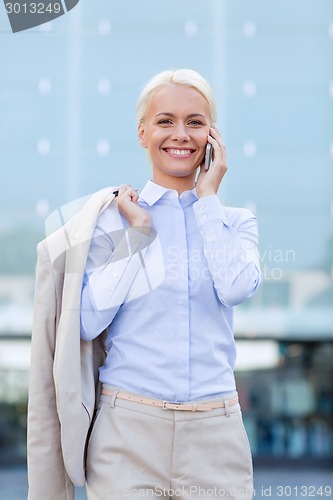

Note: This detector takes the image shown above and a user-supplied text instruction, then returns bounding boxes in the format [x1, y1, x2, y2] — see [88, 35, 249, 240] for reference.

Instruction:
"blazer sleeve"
[27, 241, 74, 500]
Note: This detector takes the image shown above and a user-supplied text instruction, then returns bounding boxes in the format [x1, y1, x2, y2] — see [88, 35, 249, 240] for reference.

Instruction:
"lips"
[163, 148, 195, 157]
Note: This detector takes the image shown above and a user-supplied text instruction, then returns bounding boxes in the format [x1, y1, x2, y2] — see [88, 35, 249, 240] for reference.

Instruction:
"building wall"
[0, 0, 332, 464]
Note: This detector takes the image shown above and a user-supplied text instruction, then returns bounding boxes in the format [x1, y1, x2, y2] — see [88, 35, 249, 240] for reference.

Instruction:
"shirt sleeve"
[80, 225, 153, 341]
[193, 195, 262, 307]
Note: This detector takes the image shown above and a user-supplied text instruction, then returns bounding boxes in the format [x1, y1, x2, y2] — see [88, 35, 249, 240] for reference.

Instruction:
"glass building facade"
[0, 0, 332, 466]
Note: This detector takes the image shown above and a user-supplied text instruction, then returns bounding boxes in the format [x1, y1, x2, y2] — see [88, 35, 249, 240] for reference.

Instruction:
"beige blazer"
[27, 187, 118, 500]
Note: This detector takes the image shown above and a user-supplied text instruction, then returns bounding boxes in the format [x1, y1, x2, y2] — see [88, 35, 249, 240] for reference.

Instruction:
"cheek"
[197, 134, 209, 149]
[149, 130, 166, 147]
[195, 128, 210, 146]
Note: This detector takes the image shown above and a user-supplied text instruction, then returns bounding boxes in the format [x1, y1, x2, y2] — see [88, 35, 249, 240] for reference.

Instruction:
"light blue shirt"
[80, 180, 261, 402]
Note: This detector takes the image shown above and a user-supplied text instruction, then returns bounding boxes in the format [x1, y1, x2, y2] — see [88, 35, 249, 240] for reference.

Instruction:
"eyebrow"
[155, 112, 207, 119]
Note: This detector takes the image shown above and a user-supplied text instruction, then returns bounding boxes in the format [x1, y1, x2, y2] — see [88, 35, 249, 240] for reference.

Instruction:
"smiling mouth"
[163, 148, 195, 157]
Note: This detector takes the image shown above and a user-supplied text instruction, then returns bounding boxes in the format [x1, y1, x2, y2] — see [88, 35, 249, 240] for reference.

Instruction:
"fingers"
[207, 126, 227, 170]
[118, 183, 133, 197]
[115, 184, 151, 228]
[117, 184, 139, 204]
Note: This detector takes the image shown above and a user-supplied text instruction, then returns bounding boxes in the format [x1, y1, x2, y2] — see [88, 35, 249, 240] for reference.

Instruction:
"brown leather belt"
[101, 388, 238, 412]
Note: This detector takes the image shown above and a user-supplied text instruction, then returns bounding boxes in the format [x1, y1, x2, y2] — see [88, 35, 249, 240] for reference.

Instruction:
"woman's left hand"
[196, 125, 228, 198]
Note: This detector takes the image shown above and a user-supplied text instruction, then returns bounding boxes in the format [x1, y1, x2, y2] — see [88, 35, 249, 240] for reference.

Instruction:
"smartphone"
[204, 143, 213, 171]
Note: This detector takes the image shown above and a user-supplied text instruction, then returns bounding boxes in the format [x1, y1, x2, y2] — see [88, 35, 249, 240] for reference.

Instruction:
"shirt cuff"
[193, 195, 229, 227]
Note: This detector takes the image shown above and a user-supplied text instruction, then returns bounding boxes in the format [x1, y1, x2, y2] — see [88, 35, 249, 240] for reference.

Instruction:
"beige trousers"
[85, 387, 253, 499]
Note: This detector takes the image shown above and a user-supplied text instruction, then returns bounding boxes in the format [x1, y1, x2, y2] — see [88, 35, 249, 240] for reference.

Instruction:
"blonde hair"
[136, 69, 217, 125]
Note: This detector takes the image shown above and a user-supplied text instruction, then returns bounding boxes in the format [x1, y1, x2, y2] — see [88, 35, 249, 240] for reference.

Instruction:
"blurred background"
[0, 0, 332, 498]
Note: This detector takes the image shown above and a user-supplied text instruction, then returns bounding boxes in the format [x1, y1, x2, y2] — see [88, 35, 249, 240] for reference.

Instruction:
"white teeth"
[167, 149, 191, 156]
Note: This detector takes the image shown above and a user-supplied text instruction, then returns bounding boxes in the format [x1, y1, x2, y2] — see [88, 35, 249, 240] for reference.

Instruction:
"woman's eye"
[158, 119, 172, 125]
[188, 120, 203, 126]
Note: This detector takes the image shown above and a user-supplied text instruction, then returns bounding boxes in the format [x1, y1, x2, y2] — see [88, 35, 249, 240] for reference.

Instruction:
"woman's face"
[138, 84, 211, 189]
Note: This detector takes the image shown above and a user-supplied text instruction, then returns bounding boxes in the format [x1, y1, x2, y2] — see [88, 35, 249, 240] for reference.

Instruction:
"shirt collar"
[139, 180, 198, 207]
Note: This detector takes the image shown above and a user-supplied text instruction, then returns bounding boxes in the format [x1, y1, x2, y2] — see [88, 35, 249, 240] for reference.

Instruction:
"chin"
[169, 170, 197, 179]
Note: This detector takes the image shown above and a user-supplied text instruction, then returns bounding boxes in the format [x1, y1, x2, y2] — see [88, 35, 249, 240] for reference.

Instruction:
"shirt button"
[131, 238, 137, 244]
[199, 204, 205, 210]
[113, 272, 118, 278]
[202, 214, 208, 220]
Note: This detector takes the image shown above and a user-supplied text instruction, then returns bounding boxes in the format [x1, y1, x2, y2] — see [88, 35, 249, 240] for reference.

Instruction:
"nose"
[171, 123, 190, 142]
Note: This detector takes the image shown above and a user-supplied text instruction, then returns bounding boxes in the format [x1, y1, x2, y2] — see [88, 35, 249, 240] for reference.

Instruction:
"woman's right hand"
[115, 184, 152, 232]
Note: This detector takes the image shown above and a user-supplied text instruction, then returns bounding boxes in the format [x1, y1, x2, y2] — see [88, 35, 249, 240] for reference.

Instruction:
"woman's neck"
[151, 174, 196, 196]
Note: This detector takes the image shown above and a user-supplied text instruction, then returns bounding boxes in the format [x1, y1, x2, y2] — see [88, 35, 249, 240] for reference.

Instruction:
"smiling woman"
[136, 71, 228, 200]
[27, 69, 262, 500]
[138, 84, 212, 190]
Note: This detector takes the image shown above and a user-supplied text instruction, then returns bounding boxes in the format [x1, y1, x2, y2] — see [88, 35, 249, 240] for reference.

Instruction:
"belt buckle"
[162, 400, 175, 410]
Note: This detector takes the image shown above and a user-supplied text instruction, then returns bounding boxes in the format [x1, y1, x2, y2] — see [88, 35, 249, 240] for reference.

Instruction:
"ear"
[138, 123, 148, 148]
